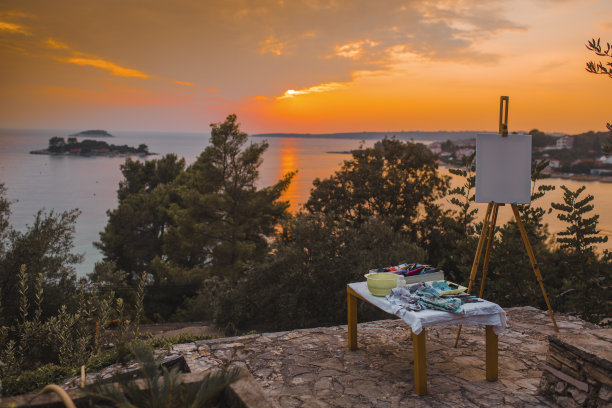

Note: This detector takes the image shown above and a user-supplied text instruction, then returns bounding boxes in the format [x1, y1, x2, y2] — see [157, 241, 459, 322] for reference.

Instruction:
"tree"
[162, 114, 293, 279]
[585, 38, 612, 155]
[96, 114, 293, 320]
[0, 183, 10, 254]
[549, 184, 611, 323]
[96, 154, 186, 277]
[305, 138, 449, 236]
[0, 184, 83, 325]
[551, 185, 608, 256]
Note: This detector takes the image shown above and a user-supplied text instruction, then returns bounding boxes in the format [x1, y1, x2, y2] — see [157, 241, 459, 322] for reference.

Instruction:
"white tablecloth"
[349, 282, 507, 335]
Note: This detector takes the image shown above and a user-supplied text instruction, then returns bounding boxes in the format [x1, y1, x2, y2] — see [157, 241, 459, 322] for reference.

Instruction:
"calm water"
[1, 129, 610, 276]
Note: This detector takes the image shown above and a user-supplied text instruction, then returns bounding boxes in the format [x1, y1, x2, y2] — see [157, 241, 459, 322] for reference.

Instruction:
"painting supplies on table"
[369, 263, 444, 284]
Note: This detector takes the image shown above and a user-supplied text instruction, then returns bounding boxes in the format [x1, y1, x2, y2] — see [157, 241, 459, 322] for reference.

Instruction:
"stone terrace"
[165, 307, 601, 407]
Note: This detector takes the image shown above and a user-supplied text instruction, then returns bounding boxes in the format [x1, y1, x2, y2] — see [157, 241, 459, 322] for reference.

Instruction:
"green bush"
[147, 333, 214, 350]
[1, 363, 77, 397]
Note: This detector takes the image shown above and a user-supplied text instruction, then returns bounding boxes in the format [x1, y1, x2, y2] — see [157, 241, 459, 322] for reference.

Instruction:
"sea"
[1, 128, 610, 277]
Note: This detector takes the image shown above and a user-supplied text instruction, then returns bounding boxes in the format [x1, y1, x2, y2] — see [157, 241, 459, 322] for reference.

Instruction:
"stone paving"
[166, 306, 599, 407]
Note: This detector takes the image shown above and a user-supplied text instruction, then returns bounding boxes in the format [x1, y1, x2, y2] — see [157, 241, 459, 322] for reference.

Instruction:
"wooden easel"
[454, 97, 559, 347]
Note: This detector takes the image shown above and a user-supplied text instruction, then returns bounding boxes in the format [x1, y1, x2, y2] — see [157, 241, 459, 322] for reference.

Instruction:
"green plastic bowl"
[364, 273, 398, 296]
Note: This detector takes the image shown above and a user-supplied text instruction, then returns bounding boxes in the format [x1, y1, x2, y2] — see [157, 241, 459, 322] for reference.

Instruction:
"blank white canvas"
[475, 133, 532, 204]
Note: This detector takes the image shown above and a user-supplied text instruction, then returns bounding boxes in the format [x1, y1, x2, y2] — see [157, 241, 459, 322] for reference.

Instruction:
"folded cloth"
[387, 282, 463, 314]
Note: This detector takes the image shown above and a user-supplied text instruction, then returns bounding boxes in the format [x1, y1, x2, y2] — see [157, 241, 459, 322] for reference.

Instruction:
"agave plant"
[91, 343, 244, 408]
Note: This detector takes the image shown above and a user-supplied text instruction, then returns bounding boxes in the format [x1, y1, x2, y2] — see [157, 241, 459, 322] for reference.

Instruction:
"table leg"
[486, 325, 498, 381]
[347, 286, 358, 350]
[412, 329, 427, 395]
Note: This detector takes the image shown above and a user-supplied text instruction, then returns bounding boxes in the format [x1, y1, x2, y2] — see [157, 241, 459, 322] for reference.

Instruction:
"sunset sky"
[1, 0, 611, 134]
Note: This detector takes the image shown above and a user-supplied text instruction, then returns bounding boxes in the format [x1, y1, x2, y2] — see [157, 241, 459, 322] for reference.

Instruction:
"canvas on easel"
[475, 133, 532, 204]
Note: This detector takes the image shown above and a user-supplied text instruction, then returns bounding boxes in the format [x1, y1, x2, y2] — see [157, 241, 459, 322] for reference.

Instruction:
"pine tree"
[163, 114, 293, 279]
[551, 185, 608, 256]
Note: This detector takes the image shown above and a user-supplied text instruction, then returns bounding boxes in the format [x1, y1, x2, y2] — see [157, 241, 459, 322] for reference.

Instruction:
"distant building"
[556, 135, 574, 149]
[598, 155, 612, 164]
[428, 142, 442, 154]
[454, 147, 475, 158]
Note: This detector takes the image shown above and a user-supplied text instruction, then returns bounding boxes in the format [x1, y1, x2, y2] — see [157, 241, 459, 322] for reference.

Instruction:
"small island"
[30, 136, 155, 157]
[69, 129, 114, 138]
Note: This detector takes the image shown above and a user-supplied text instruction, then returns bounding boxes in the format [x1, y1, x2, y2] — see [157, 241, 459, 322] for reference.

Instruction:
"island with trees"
[30, 136, 154, 157]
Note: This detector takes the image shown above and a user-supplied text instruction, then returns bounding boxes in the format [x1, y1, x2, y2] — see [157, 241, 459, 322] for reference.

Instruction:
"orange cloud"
[259, 34, 290, 55]
[174, 80, 194, 86]
[207, 88, 220, 92]
[278, 82, 346, 99]
[45, 38, 69, 49]
[334, 40, 378, 59]
[59, 56, 150, 78]
[0, 21, 29, 35]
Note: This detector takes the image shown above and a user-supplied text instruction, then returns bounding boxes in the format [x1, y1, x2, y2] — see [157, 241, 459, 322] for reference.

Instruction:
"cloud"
[259, 34, 291, 55]
[45, 38, 69, 49]
[0, 21, 30, 35]
[59, 56, 150, 78]
[334, 40, 378, 59]
[174, 80, 194, 86]
[278, 82, 346, 99]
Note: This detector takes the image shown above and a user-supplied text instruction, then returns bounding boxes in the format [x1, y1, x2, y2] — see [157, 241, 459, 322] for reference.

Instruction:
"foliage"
[549, 251, 611, 325]
[0, 188, 82, 326]
[605, 123, 612, 156]
[97, 114, 293, 320]
[529, 129, 557, 148]
[305, 138, 449, 236]
[447, 153, 477, 232]
[183, 213, 425, 331]
[163, 114, 293, 279]
[46, 138, 148, 156]
[586, 38, 612, 78]
[146, 333, 215, 350]
[96, 154, 186, 278]
[0, 363, 77, 397]
[90, 343, 244, 408]
[422, 152, 479, 284]
[545, 184, 611, 323]
[551, 185, 608, 256]
[585, 38, 612, 155]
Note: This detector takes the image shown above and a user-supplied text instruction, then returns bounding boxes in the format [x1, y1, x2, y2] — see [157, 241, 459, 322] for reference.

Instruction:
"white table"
[347, 282, 507, 395]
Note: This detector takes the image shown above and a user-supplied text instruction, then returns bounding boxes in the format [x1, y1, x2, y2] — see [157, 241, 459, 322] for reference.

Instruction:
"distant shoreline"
[252, 131, 486, 142]
[437, 162, 612, 183]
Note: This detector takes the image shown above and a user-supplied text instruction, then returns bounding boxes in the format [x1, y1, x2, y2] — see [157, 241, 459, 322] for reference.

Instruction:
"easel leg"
[485, 325, 498, 381]
[455, 203, 494, 347]
[467, 203, 494, 294]
[479, 203, 500, 298]
[412, 329, 427, 395]
[347, 286, 358, 350]
[511, 204, 559, 332]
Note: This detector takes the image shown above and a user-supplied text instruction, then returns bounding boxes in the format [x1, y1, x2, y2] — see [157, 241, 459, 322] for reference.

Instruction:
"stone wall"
[538, 329, 611, 407]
